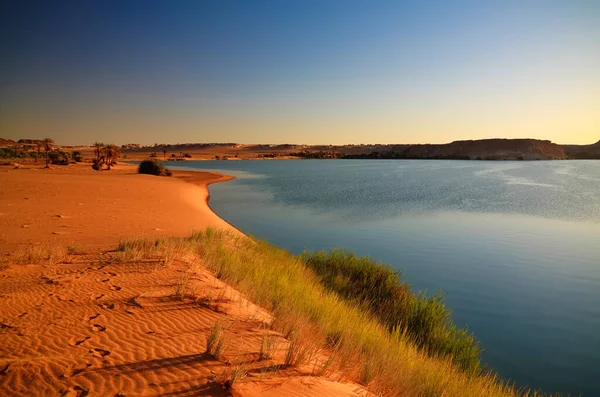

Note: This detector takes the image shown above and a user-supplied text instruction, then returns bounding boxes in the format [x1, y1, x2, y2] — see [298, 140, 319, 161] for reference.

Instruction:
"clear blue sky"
[1, 0, 598, 145]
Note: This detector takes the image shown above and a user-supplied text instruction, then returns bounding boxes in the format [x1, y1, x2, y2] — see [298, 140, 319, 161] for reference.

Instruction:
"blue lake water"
[167, 159, 600, 396]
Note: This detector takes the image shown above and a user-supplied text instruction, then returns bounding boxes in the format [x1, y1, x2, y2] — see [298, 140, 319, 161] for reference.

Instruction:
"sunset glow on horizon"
[1, 1, 598, 146]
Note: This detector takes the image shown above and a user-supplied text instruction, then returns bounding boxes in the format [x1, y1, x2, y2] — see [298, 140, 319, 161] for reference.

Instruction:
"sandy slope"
[0, 164, 367, 397]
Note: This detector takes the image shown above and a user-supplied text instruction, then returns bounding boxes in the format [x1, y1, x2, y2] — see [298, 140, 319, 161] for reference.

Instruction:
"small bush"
[137, 159, 170, 176]
[48, 150, 70, 165]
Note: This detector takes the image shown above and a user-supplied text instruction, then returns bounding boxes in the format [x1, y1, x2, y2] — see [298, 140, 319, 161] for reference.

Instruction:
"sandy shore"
[0, 163, 366, 397]
[0, 163, 238, 253]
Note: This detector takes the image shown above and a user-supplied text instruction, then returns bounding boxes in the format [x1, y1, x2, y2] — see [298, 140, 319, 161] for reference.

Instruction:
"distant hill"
[0, 138, 16, 148]
[342, 139, 568, 160]
[562, 140, 600, 159]
[2, 137, 598, 160]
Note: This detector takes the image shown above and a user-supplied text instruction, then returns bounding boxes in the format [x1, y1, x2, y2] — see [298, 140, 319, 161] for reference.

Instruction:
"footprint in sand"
[99, 303, 115, 310]
[90, 294, 105, 301]
[110, 285, 122, 291]
[90, 324, 106, 332]
[89, 348, 111, 358]
[68, 336, 91, 346]
[63, 385, 89, 397]
[18, 312, 27, 318]
[62, 363, 91, 378]
[41, 276, 59, 285]
[0, 363, 10, 375]
[105, 271, 117, 277]
[83, 313, 101, 323]
[100, 278, 110, 283]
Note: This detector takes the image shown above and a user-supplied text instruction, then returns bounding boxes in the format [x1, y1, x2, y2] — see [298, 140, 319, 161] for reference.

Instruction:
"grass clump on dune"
[116, 230, 558, 397]
[303, 249, 480, 375]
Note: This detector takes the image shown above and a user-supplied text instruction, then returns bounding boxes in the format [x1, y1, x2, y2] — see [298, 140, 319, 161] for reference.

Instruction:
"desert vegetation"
[114, 230, 559, 397]
[92, 142, 121, 170]
[137, 159, 171, 176]
[0, 140, 80, 166]
[303, 249, 480, 374]
[41, 138, 54, 167]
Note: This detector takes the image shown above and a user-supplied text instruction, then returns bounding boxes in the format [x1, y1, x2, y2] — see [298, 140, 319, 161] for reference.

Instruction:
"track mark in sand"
[0, 323, 15, 330]
[99, 303, 115, 310]
[110, 285, 122, 291]
[18, 312, 28, 318]
[83, 313, 101, 323]
[126, 296, 142, 308]
[63, 385, 89, 397]
[90, 294, 105, 301]
[104, 271, 117, 277]
[89, 348, 111, 358]
[68, 336, 91, 346]
[41, 275, 60, 285]
[57, 295, 76, 302]
[62, 363, 91, 378]
[100, 278, 110, 283]
[0, 363, 10, 375]
[90, 324, 106, 332]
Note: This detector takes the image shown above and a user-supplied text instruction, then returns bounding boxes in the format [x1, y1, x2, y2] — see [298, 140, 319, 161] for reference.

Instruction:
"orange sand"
[0, 163, 367, 397]
[0, 163, 237, 253]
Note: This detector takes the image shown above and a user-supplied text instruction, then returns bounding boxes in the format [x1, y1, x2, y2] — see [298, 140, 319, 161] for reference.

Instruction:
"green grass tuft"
[303, 249, 481, 374]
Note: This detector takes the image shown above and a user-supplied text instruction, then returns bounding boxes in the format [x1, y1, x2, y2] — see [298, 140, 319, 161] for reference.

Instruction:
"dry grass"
[259, 327, 278, 361]
[3, 244, 69, 265]
[175, 266, 192, 300]
[206, 323, 228, 360]
[113, 230, 560, 397]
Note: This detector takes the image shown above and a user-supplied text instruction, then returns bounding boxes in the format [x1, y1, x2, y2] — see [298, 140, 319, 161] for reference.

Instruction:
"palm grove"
[0, 139, 121, 170]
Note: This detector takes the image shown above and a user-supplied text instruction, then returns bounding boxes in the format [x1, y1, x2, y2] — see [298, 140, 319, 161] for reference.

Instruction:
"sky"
[0, 0, 598, 146]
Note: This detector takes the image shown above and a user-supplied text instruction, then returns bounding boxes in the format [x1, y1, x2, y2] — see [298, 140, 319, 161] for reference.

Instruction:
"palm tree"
[93, 142, 104, 163]
[41, 138, 54, 167]
[104, 144, 121, 170]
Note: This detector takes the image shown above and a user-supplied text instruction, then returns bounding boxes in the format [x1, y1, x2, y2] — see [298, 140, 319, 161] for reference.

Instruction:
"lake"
[167, 159, 600, 396]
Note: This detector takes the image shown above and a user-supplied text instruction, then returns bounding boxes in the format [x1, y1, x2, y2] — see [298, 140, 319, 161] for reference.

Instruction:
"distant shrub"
[303, 249, 481, 375]
[72, 151, 82, 162]
[138, 159, 170, 176]
[48, 150, 70, 165]
[0, 148, 32, 159]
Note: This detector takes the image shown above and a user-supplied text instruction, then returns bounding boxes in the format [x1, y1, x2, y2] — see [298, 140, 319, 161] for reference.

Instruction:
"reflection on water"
[169, 160, 600, 396]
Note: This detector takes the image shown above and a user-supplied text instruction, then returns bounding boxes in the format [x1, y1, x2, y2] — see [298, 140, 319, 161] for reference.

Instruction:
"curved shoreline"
[0, 163, 243, 252]
[170, 169, 246, 237]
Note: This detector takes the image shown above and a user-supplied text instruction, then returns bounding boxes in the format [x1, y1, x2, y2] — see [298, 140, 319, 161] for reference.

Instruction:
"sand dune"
[0, 163, 366, 397]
